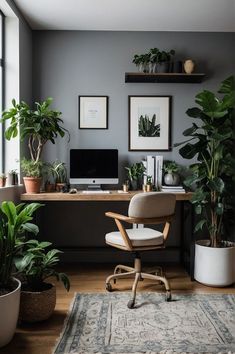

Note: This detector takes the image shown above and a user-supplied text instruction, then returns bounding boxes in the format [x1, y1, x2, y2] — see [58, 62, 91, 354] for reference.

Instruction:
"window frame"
[0, 10, 5, 173]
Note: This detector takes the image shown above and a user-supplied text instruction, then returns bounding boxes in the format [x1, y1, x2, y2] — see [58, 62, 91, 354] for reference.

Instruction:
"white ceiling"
[13, 0, 235, 32]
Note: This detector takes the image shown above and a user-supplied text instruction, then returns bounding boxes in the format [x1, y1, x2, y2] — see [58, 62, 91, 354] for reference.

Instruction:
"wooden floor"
[2, 264, 235, 354]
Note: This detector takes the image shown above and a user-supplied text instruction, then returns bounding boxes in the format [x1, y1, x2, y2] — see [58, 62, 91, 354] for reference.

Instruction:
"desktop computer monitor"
[70, 149, 118, 187]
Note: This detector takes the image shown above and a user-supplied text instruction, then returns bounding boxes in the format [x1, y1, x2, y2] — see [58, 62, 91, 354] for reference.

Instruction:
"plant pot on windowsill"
[0, 176, 7, 187]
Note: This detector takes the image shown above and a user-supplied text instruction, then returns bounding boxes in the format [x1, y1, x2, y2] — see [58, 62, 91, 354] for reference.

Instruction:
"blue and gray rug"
[53, 293, 235, 354]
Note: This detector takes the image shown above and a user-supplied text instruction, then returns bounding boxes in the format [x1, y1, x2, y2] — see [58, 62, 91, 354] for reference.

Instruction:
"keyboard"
[81, 190, 111, 194]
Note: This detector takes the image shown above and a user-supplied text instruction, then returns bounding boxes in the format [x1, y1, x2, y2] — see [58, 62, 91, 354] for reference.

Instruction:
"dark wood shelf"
[125, 72, 205, 83]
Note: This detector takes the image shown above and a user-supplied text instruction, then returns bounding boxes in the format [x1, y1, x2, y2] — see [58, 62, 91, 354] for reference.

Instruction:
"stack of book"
[161, 185, 186, 193]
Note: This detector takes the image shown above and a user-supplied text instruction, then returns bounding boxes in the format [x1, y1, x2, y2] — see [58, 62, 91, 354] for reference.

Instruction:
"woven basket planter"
[19, 284, 56, 323]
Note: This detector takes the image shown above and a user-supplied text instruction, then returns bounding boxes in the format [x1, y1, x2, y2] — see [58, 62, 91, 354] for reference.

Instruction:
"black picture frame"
[128, 95, 172, 151]
[78, 95, 108, 129]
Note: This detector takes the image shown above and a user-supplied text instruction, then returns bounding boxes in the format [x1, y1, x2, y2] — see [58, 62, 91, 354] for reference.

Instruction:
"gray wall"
[32, 31, 235, 185]
[31, 31, 235, 262]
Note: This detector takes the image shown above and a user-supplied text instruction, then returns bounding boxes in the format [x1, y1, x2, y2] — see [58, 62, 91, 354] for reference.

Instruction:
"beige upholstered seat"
[106, 228, 164, 247]
[105, 192, 176, 308]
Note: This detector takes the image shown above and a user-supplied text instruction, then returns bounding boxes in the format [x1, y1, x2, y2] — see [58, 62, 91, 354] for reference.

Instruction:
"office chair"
[105, 192, 176, 308]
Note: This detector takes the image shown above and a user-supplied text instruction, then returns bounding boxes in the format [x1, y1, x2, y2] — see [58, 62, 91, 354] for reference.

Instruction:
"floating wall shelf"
[125, 73, 206, 83]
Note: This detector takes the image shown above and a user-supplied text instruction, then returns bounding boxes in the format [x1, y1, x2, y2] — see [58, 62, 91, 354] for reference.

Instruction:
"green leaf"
[215, 203, 224, 215]
[207, 177, 224, 193]
[195, 204, 202, 214]
[182, 123, 198, 136]
[186, 107, 201, 118]
[218, 76, 235, 94]
[195, 219, 207, 232]
[22, 223, 39, 235]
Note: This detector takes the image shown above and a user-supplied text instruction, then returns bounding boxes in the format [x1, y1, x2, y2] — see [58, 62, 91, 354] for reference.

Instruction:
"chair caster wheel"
[106, 283, 112, 292]
[127, 299, 135, 309]
[165, 291, 172, 302]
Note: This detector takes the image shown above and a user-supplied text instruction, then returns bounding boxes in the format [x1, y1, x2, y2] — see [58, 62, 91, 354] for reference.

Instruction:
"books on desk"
[161, 185, 186, 193]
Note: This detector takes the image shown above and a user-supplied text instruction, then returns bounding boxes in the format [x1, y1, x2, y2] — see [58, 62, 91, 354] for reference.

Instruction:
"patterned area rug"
[53, 293, 235, 354]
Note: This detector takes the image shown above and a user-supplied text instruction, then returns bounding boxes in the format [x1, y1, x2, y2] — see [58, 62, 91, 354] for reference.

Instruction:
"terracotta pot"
[0, 278, 21, 347]
[0, 177, 7, 187]
[146, 184, 152, 192]
[56, 183, 66, 192]
[23, 177, 42, 193]
[45, 183, 55, 193]
[19, 284, 56, 323]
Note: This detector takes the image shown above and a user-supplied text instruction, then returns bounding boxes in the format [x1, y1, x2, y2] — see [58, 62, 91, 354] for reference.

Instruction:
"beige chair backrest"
[128, 192, 176, 219]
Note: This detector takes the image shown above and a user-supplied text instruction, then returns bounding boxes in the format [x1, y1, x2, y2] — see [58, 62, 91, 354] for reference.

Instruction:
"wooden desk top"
[21, 191, 192, 202]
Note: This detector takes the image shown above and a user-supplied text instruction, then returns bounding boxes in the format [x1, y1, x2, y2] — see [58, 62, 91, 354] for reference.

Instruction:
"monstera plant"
[175, 76, 235, 286]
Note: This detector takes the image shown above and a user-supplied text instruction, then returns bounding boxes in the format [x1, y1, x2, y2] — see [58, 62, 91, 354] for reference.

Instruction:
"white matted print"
[129, 96, 171, 151]
[79, 96, 108, 129]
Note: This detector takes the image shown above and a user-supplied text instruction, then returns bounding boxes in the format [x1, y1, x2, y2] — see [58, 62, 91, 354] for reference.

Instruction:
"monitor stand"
[87, 184, 102, 191]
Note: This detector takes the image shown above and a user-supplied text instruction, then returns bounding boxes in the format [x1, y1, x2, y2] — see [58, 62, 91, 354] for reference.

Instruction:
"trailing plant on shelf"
[139, 114, 160, 137]
[1, 97, 69, 163]
[175, 76, 235, 247]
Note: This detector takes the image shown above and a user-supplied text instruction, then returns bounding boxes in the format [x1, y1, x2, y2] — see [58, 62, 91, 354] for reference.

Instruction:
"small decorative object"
[183, 59, 195, 74]
[15, 239, 70, 322]
[0, 201, 41, 347]
[142, 184, 148, 192]
[125, 162, 146, 190]
[0, 173, 7, 187]
[175, 76, 235, 287]
[79, 96, 108, 129]
[21, 158, 43, 193]
[122, 180, 129, 192]
[7, 170, 18, 185]
[163, 161, 180, 186]
[146, 175, 153, 192]
[129, 96, 171, 151]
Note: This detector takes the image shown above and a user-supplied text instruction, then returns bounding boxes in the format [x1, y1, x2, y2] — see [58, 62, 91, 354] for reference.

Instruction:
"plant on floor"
[15, 239, 70, 292]
[1, 97, 69, 163]
[175, 76, 235, 247]
[0, 201, 41, 346]
[0, 201, 41, 290]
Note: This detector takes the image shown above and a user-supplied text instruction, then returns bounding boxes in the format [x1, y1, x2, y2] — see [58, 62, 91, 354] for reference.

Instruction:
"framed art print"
[129, 95, 171, 151]
[79, 96, 108, 129]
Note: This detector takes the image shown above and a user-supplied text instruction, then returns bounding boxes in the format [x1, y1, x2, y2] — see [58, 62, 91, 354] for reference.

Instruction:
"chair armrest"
[105, 212, 131, 222]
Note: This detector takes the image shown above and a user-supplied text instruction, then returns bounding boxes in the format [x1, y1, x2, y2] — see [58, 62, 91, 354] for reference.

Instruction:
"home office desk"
[21, 191, 194, 278]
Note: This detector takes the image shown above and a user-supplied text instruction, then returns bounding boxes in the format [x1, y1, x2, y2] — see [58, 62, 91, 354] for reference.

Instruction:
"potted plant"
[0, 97, 69, 193]
[175, 76, 235, 286]
[7, 169, 18, 186]
[0, 201, 41, 347]
[125, 162, 146, 190]
[0, 173, 7, 187]
[132, 53, 151, 73]
[51, 160, 68, 192]
[156, 49, 175, 73]
[15, 240, 70, 323]
[163, 161, 180, 186]
[43, 163, 56, 192]
[21, 158, 43, 193]
[146, 175, 153, 192]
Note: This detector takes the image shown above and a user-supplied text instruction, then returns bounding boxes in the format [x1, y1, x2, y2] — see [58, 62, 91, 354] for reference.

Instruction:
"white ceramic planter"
[194, 240, 235, 287]
[0, 278, 21, 347]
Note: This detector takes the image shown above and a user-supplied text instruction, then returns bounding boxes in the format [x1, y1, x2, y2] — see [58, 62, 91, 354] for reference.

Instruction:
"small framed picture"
[129, 95, 172, 151]
[79, 96, 108, 129]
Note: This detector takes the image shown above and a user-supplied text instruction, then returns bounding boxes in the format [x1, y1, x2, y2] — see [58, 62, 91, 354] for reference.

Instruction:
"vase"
[183, 59, 195, 74]
[156, 62, 170, 73]
[164, 173, 180, 186]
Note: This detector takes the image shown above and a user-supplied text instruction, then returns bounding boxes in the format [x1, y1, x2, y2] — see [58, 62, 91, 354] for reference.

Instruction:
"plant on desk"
[0, 97, 69, 194]
[51, 160, 68, 192]
[175, 76, 235, 287]
[125, 162, 146, 190]
[21, 158, 43, 194]
[15, 239, 70, 323]
[163, 161, 181, 186]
